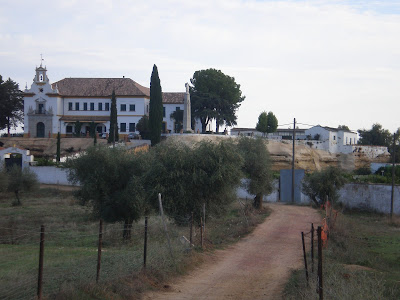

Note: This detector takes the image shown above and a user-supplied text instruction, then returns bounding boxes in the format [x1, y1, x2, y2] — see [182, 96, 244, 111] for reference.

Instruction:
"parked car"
[128, 132, 141, 140]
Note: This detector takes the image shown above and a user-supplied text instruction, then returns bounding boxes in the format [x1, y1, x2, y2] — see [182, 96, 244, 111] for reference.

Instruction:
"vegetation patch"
[283, 210, 400, 299]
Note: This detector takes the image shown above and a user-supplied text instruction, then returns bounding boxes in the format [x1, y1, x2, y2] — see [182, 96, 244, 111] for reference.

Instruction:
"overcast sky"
[1, 0, 399, 133]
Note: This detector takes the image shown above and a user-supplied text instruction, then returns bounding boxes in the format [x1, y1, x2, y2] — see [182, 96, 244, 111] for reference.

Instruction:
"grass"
[0, 188, 269, 299]
[283, 209, 400, 300]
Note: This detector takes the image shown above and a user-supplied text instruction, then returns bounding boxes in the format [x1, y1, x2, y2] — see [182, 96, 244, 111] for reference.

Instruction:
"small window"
[129, 123, 136, 132]
[176, 107, 180, 111]
[120, 123, 126, 132]
[75, 102, 80, 111]
[83, 103, 88, 111]
[98, 103, 102, 111]
[105, 103, 110, 111]
[129, 104, 135, 111]
[163, 106, 166, 117]
[121, 104, 126, 111]
[90, 103, 94, 111]
[146, 105, 149, 113]
[68, 102, 73, 110]
[66, 125, 73, 133]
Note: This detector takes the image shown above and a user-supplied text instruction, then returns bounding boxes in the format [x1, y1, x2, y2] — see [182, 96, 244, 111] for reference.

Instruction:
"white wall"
[29, 166, 76, 186]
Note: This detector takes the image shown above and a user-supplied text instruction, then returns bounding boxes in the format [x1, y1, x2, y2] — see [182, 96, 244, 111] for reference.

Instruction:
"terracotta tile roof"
[59, 115, 110, 122]
[52, 78, 150, 97]
[162, 92, 185, 104]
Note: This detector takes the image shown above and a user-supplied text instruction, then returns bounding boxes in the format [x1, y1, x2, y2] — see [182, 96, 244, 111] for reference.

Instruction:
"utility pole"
[391, 133, 396, 218]
[292, 118, 296, 203]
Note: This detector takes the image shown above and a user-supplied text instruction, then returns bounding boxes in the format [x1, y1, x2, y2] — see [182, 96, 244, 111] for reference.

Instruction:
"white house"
[23, 64, 200, 138]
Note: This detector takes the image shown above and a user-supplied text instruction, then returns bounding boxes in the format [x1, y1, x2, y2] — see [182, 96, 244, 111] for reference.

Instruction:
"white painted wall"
[29, 166, 76, 185]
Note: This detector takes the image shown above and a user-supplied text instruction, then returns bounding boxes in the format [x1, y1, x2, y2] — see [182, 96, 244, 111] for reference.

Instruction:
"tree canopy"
[67, 146, 148, 238]
[190, 69, 245, 133]
[144, 139, 243, 224]
[256, 111, 278, 136]
[0, 75, 24, 135]
[170, 109, 183, 133]
[302, 167, 347, 206]
[136, 115, 150, 139]
[237, 137, 272, 209]
[149, 64, 163, 145]
[358, 123, 392, 147]
[338, 125, 350, 131]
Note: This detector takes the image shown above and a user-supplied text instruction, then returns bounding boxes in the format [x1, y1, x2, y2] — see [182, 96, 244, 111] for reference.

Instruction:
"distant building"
[230, 127, 306, 139]
[23, 64, 201, 138]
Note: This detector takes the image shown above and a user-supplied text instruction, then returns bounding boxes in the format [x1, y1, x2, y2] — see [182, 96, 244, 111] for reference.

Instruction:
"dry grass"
[0, 188, 269, 300]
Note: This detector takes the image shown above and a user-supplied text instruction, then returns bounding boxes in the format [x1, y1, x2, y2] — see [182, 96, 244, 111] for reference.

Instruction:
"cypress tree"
[56, 132, 61, 163]
[108, 90, 119, 144]
[149, 65, 163, 146]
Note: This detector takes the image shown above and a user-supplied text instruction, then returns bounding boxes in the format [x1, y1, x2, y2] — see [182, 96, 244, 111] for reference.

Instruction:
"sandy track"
[144, 203, 321, 300]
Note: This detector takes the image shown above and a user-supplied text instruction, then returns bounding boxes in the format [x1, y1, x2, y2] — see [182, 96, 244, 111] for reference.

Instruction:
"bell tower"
[33, 54, 49, 85]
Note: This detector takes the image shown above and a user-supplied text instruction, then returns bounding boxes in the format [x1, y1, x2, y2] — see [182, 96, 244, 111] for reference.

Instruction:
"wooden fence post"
[96, 219, 103, 283]
[311, 223, 314, 273]
[317, 226, 323, 300]
[301, 232, 309, 283]
[144, 217, 148, 269]
[37, 225, 45, 300]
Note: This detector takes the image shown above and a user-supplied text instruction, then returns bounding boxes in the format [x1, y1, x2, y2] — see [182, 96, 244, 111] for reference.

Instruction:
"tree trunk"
[14, 191, 21, 206]
[201, 121, 206, 133]
[254, 193, 263, 209]
[7, 117, 10, 137]
[216, 119, 220, 133]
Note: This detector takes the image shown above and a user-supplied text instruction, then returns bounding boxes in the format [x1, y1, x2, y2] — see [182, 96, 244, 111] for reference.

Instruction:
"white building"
[23, 64, 200, 138]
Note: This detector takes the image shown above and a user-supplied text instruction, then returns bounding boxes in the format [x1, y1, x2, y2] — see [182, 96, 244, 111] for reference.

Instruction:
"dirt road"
[144, 203, 320, 300]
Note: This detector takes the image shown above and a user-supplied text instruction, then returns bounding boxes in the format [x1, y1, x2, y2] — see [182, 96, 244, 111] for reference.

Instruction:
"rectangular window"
[120, 123, 126, 132]
[176, 107, 180, 111]
[121, 104, 126, 111]
[105, 103, 110, 111]
[75, 102, 80, 111]
[129, 104, 135, 111]
[146, 105, 149, 113]
[333, 136, 336, 141]
[90, 103, 94, 111]
[83, 103, 88, 111]
[98, 103, 103, 111]
[163, 106, 166, 117]
[68, 102, 73, 110]
[129, 123, 136, 132]
[66, 126, 73, 133]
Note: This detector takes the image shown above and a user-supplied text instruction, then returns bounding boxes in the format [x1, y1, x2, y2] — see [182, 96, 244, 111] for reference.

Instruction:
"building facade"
[23, 65, 195, 138]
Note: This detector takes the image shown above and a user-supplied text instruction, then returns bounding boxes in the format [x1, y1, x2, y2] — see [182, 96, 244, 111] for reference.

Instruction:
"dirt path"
[144, 203, 320, 300]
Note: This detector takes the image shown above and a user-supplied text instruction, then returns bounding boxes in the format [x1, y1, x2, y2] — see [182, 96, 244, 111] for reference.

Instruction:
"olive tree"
[237, 137, 272, 209]
[302, 167, 347, 206]
[67, 146, 148, 239]
[6, 165, 39, 206]
[145, 139, 243, 224]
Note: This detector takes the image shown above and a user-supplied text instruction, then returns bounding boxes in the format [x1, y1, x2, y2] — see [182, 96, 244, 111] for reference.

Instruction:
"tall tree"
[56, 132, 61, 163]
[190, 69, 245, 133]
[237, 137, 272, 209]
[108, 90, 119, 143]
[256, 111, 278, 137]
[149, 65, 163, 145]
[358, 123, 391, 147]
[0, 75, 24, 135]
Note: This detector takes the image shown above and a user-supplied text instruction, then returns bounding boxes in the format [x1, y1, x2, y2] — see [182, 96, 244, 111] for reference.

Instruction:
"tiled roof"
[52, 78, 150, 97]
[162, 92, 185, 104]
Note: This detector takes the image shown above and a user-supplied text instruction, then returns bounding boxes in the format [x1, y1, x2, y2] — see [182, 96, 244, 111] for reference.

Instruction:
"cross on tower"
[40, 54, 44, 67]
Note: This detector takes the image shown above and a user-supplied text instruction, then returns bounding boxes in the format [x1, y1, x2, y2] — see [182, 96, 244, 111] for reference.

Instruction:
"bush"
[6, 165, 39, 205]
